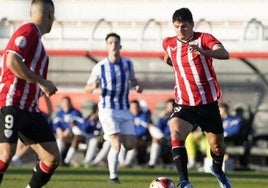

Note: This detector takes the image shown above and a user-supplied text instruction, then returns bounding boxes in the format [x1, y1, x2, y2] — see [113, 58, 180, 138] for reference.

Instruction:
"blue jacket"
[156, 115, 170, 137]
[223, 115, 242, 137]
[52, 108, 84, 132]
[81, 117, 102, 136]
[132, 111, 151, 139]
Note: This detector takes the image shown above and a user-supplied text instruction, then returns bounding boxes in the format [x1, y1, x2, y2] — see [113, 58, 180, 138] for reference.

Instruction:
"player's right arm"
[6, 52, 57, 97]
[85, 64, 100, 93]
[162, 37, 174, 67]
[85, 81, 99, 93]
[163, 53, 173, 66]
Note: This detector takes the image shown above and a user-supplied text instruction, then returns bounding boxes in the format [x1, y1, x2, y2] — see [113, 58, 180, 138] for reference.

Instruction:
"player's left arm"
[189, 43, 229, 60]
[130, 78, 143, 93]
[128, 60, 143, 93]
[6, 52, 57, 96]
[204, 43, 230, 60]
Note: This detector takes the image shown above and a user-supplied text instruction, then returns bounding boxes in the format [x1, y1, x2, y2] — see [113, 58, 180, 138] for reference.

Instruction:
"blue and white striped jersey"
[87, 57, 136, 110]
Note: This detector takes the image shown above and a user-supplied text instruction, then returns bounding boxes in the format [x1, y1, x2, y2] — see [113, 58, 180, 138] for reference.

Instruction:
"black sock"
[0, 173, 3, 184]
[210, 150, 224, 174]
[171, 147, 188, 181]
[28, 163, 53, 188]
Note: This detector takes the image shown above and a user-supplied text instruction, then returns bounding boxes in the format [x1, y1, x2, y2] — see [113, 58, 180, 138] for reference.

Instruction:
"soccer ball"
[149, 177, 176, 188]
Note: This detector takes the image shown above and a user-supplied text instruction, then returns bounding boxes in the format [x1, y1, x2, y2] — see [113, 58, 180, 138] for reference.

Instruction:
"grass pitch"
[2, 165, 268, 188]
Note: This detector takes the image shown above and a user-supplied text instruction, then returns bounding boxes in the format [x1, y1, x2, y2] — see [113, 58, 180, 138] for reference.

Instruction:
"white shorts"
[98, 108, 135, 140]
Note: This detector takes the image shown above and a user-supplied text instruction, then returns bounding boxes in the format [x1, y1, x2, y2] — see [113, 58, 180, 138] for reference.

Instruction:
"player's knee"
[50, 157, 61, 168]
[211, 146, 224, 156]
[45, 152, 61, 168]
[170, 130, 185, 141]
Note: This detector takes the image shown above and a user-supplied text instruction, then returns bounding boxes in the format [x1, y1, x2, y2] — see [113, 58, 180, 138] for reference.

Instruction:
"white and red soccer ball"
[149, 177, 176, 188]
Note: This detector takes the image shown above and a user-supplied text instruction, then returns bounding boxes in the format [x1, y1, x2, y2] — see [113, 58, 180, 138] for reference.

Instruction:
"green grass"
[2, 165, 268, 188]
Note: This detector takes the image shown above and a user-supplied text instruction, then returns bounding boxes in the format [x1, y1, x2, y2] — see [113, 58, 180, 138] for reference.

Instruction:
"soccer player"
[85, 32, 142, 183]
[162, 8, 231, 188]
[0, 0, 60, 187]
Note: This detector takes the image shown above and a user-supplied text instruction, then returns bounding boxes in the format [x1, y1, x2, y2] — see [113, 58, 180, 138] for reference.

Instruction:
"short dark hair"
[105, 32, 121, 42]
[130, 99, 140, 105]
[62, 96, 71, 103]
[172, 8, 193, 23]
[31, 0, 54, 7]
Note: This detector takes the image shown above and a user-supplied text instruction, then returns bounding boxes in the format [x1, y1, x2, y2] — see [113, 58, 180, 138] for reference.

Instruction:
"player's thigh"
[31, 141, 60, 166]
[0, 142, 17, 162]
[99, 109, 119, 135]
[169, 117, 193, 140]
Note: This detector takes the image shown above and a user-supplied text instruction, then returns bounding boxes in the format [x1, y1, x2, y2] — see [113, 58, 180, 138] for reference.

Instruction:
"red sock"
[0, 160, 9, 173]
[171, 140, 185, 148]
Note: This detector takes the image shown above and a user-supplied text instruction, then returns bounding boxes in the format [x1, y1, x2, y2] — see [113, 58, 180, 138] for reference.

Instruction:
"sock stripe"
[0, 160, 9, 173]
[171, 140, 185, 147]
[39, 161, 55, 174]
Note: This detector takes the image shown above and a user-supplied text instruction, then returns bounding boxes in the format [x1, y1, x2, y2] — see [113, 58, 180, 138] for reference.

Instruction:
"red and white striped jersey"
[163, 32, 222, 106]
[0, 23, 49, 112]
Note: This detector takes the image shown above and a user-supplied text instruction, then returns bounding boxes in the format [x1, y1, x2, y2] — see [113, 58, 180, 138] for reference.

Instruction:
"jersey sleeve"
[87, 63, 101, 85]
[162, 37, 169, 52]
[201, 33, 222, 50]
[6, 23, 38, 60]
[127, 59, 136, 80]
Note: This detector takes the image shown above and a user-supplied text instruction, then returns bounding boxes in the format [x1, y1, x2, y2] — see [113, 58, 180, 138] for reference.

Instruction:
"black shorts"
[170, 101, 223, 134]
[0, 106, 56, 144]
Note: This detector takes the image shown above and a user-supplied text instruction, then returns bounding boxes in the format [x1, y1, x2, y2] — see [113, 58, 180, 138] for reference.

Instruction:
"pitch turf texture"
[2, 166, 268, 188]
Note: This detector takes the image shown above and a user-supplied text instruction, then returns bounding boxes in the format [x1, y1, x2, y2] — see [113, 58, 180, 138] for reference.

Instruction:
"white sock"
[107, 147, 119, 179]
[187, 158, 196, 169]
[148, 142, 161, 166]
[118, 145, 126, 166]
[12, 155, 19, 161]
[64, 147, 76, 164]
[11, 155, 22, 166]
[124, 149, 137, 166]
[92, 141, 110, 165]
[84, 137, 98, 163]
[56, 139, 66, 155]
